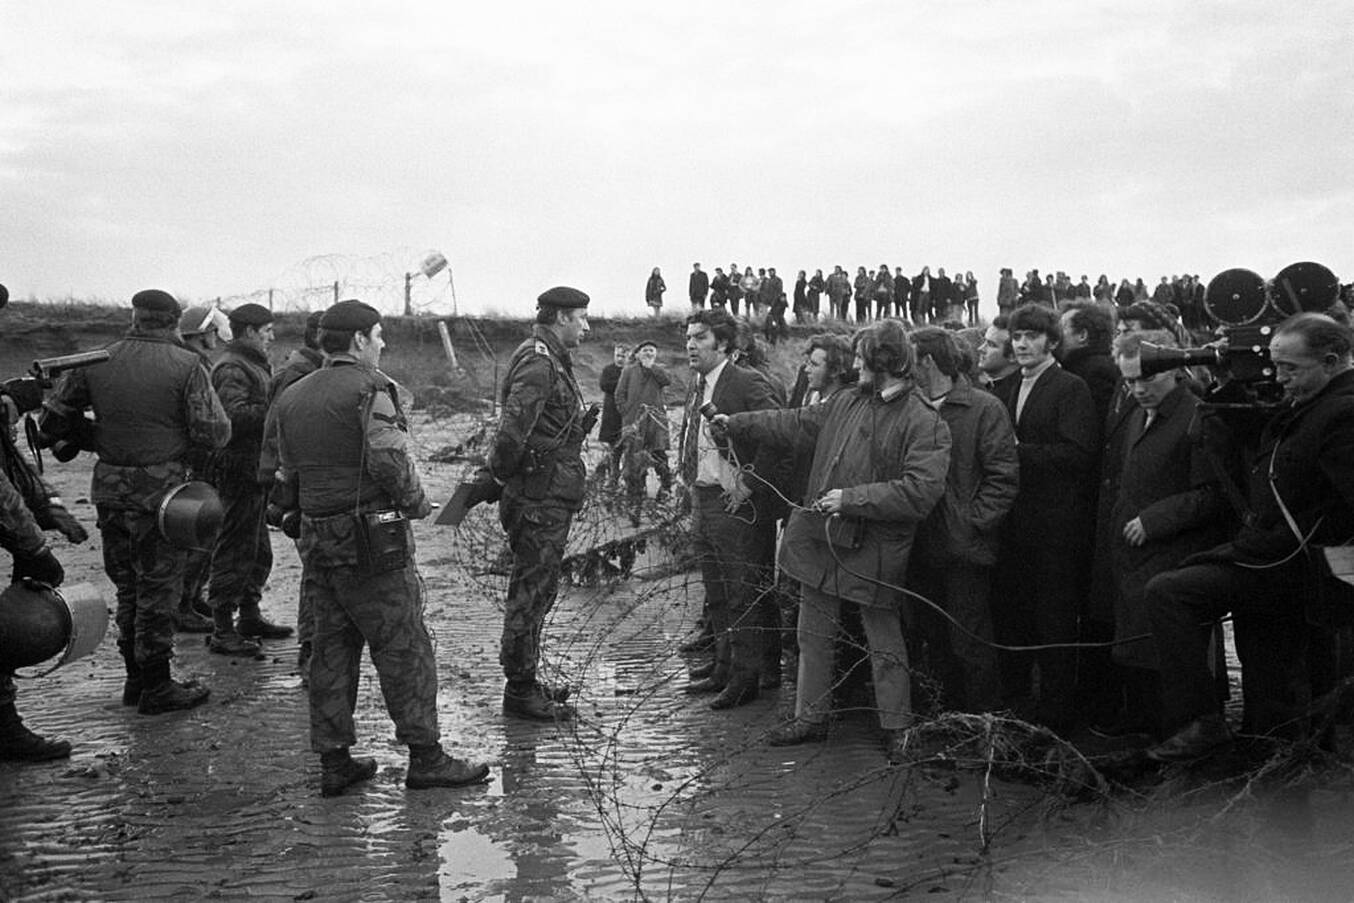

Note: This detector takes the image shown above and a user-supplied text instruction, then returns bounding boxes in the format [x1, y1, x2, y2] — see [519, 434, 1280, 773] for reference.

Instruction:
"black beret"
[305, 310, 324, 330]
[132, 289, 181, 315]
[320, 299, 382, 332]
[537, 286, 590, 309]
[228, 302, 274, 327]
[0, 284, 8, 308]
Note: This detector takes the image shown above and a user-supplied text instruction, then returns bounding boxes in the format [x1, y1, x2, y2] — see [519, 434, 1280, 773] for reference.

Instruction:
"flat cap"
[229, 302, 273, 327]
[537, 286, 590, 309]
[319, 299, 382, 332]
[131, 289, 181, 315]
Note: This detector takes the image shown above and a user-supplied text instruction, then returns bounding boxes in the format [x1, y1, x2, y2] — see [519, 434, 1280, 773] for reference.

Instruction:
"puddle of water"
[438, 825, 514, 899]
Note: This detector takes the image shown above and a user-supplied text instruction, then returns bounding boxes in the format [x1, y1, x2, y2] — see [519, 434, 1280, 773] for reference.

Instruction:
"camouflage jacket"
[268, 346, 323, 404]
[0, 444, 49, 559]
[258, 346, 324, 489]
[45, 327, 231, 511]
[489, 326, 588, 508]
[210, 340, 272, 485]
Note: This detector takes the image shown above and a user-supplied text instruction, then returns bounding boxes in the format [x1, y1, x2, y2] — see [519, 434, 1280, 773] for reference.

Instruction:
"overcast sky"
[2, 1, 1350, 319]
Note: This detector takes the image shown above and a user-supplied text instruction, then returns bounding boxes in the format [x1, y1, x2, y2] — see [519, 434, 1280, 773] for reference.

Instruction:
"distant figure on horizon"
[646, 267, 666, 317]
[688, 263, 708, 311]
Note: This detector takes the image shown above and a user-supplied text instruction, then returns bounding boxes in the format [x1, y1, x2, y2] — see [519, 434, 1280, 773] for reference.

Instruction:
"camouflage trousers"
[300, 512, 439, 752]
[208, 483, 272, 617]
[181, 546, 212, 610]
[499, 495, 574, 688]
[99, 505, 186, 668]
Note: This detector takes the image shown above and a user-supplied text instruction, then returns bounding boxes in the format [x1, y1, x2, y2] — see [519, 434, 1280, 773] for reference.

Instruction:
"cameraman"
[1146, 313, 1354, 761]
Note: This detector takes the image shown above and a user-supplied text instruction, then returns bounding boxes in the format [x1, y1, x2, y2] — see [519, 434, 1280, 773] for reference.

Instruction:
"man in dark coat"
[1146, 313, 1354, 760]
[990, 304, 1098, 730]
[1058, 302, 1120, 435]
[909, 328, 1019, 713]
[688, 263, 709, 310]
[1087, 332, 1233, 738]
[596, 344, 628, 490]
[1056, 300, 1123, 719]
[677, 308, 782, 709]
[709, 268, 729, 310]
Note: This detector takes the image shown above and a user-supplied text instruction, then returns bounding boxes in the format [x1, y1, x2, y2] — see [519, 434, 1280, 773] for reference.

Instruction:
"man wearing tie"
[678, 309, 782, 709]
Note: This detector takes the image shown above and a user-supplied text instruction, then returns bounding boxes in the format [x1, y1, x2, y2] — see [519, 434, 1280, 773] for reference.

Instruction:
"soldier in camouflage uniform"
[486, 286, 593, 721]
[173, 304, 231, 633]
[269, 299, 490, 797]
[261, 310, 324, 671]
[0, 289, 83, 758]
[206, 302, 290, 656]
[43, 289, 232, 714]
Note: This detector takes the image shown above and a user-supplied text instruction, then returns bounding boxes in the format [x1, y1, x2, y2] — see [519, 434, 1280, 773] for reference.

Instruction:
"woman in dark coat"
[645, 268, 666, 316]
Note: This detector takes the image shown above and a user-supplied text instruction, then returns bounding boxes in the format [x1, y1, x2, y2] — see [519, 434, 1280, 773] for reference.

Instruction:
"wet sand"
[5, 426, 1354, 901]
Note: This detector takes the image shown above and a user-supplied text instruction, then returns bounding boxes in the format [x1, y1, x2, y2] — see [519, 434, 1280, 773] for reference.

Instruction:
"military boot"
[406, 744, 491, 790]
[237, 606, 294, 640]
[503, 684, 576, 722]
[0, 703, 72, 762]
[209, 630, 263, 657]
[120, 648, 143, 706]
[536, 680, 571, 703]
[137, 662, 210, 715]
[320, 748, 377, 797]
[172, 600, 213, 634]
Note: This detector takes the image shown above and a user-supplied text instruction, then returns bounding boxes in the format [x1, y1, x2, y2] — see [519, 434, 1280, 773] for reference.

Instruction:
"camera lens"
[699, 402, 718, 421]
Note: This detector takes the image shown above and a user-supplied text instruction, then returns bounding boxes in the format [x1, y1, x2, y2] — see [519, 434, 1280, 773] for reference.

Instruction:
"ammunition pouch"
[520, 447, 554, 501]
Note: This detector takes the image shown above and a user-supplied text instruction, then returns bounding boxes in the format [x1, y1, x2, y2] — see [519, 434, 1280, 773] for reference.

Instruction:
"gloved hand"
[265, 503, 302, 539]
[44, 506, 88, 544]
[1, 377, 45, 416]
[464, 473, 503, 509]
[280, 510, 301, 539]
[13, 547, 64, 587]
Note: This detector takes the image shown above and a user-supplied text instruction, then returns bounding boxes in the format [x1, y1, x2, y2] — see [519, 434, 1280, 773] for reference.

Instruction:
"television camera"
[1118, 261, 1343, 410]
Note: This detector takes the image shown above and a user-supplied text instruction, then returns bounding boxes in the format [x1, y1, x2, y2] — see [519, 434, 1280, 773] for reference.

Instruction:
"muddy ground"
[2, 323, 1354, 899]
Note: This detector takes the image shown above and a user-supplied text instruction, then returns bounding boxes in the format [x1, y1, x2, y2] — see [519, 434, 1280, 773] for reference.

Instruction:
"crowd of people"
[5, 274, 1352, 792]
[654, 263, 1228, 336]
[597, 289, 1354, 764]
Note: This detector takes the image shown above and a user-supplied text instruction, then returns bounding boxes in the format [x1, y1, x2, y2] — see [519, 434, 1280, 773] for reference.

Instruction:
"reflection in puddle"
[438, 824, 512, 899]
